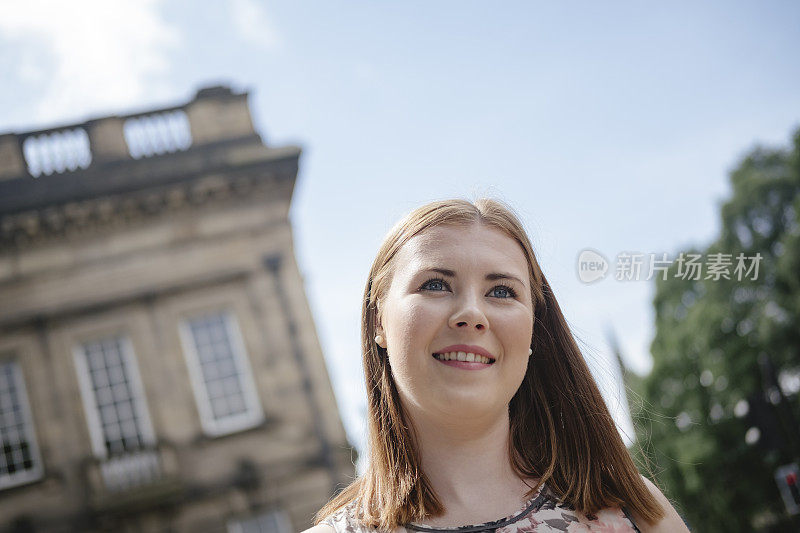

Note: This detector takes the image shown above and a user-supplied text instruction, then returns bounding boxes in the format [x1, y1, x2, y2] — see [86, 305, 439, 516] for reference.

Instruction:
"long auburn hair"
[315, 198, 664, 530]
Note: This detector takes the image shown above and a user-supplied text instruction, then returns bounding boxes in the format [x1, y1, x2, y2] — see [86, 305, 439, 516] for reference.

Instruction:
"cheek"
[497, 308, 534, 347]
[383, 299, 442, 389]
[385, 298, 439, 349]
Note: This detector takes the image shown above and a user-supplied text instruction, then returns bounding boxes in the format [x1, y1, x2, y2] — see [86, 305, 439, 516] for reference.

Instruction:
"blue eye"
[421, 278, 449, 291]
[490, 285, 517, 298]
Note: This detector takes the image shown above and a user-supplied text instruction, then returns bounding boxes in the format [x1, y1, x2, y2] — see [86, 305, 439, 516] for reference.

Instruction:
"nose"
[448, 293, 488, 331]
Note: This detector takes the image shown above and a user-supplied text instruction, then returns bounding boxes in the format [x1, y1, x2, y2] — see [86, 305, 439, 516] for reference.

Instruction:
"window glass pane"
[187, 313, 249, 421]
[79, 336, 147, 455]
[0, 360, 41, 487]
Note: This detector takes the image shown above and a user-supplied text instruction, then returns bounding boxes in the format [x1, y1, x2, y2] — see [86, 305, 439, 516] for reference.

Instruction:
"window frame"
[72, 334, 156, 459]
[178, 310, 264, 437]
[0, 358, 44, 490]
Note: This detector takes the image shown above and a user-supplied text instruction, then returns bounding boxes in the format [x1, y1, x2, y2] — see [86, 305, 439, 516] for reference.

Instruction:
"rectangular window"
[227, 509, 292, 533]
[0, 359, 43, 490]
[73, 335, 154, 458]
[179, 311, 263, 436]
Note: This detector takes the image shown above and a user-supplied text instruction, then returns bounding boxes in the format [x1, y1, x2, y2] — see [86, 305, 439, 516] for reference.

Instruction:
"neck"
[409, 406, 535, 512]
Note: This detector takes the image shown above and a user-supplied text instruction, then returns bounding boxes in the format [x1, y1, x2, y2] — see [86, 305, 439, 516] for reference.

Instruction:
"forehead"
[395, 223, 529, 275]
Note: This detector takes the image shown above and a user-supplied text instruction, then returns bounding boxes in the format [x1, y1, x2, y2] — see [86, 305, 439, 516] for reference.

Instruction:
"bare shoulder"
[300, 524, 336, 533]
[630, 475, 691, 533]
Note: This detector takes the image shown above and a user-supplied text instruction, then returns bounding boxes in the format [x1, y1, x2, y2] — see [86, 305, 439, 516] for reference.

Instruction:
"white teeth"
[433, 352, 492, 364]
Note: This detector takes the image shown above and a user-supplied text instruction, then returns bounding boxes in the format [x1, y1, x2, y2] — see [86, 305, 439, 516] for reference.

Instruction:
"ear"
[373, 300, 387, 348]
[374, 328, 387, 349]
[375, 298, 383, 331]
[375, 336, 387, 349]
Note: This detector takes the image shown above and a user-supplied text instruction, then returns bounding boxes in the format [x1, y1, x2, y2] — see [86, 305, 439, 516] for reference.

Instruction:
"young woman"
[304, 199, 689, 532]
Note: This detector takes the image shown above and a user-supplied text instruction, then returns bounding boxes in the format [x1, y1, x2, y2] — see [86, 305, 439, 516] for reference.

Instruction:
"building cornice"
[0, 85, 302, 251]
[0, 147, 300, 251]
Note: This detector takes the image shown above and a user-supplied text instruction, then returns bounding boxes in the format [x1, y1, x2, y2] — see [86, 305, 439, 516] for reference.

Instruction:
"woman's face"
[377, 222, 535, 425]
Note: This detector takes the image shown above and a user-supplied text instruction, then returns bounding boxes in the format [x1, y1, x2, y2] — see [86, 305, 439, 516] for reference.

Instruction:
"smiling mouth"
[432, 351, 494, 365]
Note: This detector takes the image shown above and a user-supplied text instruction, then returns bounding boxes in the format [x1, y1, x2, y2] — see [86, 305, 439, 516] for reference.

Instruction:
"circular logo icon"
[577, 249, 609, 283]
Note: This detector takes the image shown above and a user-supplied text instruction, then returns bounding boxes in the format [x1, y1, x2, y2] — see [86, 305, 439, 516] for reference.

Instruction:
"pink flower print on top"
[566, 507, 636, 532]
[496, 516, 542, 533]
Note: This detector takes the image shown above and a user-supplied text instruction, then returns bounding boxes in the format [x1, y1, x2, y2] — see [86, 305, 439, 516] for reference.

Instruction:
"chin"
[435, 391, 503, 415]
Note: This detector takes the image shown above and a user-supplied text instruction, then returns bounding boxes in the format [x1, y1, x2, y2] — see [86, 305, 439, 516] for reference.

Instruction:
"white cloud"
[0, 0, 181, 127]
[229, 0, 280, 51]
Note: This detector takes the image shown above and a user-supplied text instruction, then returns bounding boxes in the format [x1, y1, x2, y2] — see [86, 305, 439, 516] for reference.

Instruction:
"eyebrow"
[423, 267, 527, 287]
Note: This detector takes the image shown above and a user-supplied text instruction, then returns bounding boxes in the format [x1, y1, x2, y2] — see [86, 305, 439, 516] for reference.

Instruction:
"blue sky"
[2, 1, 799, 462]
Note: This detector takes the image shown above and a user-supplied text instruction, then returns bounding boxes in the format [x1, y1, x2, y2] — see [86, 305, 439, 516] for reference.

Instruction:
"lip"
[433, 344, 496, 362]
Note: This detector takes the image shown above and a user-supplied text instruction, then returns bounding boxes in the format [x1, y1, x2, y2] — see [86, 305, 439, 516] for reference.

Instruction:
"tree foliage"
[631, 127, 800, 532]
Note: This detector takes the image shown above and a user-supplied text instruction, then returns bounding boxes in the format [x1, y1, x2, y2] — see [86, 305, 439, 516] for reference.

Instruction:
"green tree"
[631, 127, 800, 532]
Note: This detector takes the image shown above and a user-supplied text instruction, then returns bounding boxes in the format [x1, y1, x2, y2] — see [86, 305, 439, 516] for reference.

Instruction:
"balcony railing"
[98, 448, 163, 493]
[85, 444, 181, 502]
[21, 127, 92, 177]
[123, 109, 192, 160]
[0, 85, 257, 182]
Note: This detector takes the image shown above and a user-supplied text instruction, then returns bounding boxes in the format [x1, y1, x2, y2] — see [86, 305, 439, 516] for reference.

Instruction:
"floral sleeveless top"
[321, 483, 640, 533]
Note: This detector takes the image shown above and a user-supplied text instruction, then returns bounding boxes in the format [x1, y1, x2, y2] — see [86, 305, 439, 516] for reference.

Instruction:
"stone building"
[0, 85, 355, 532]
